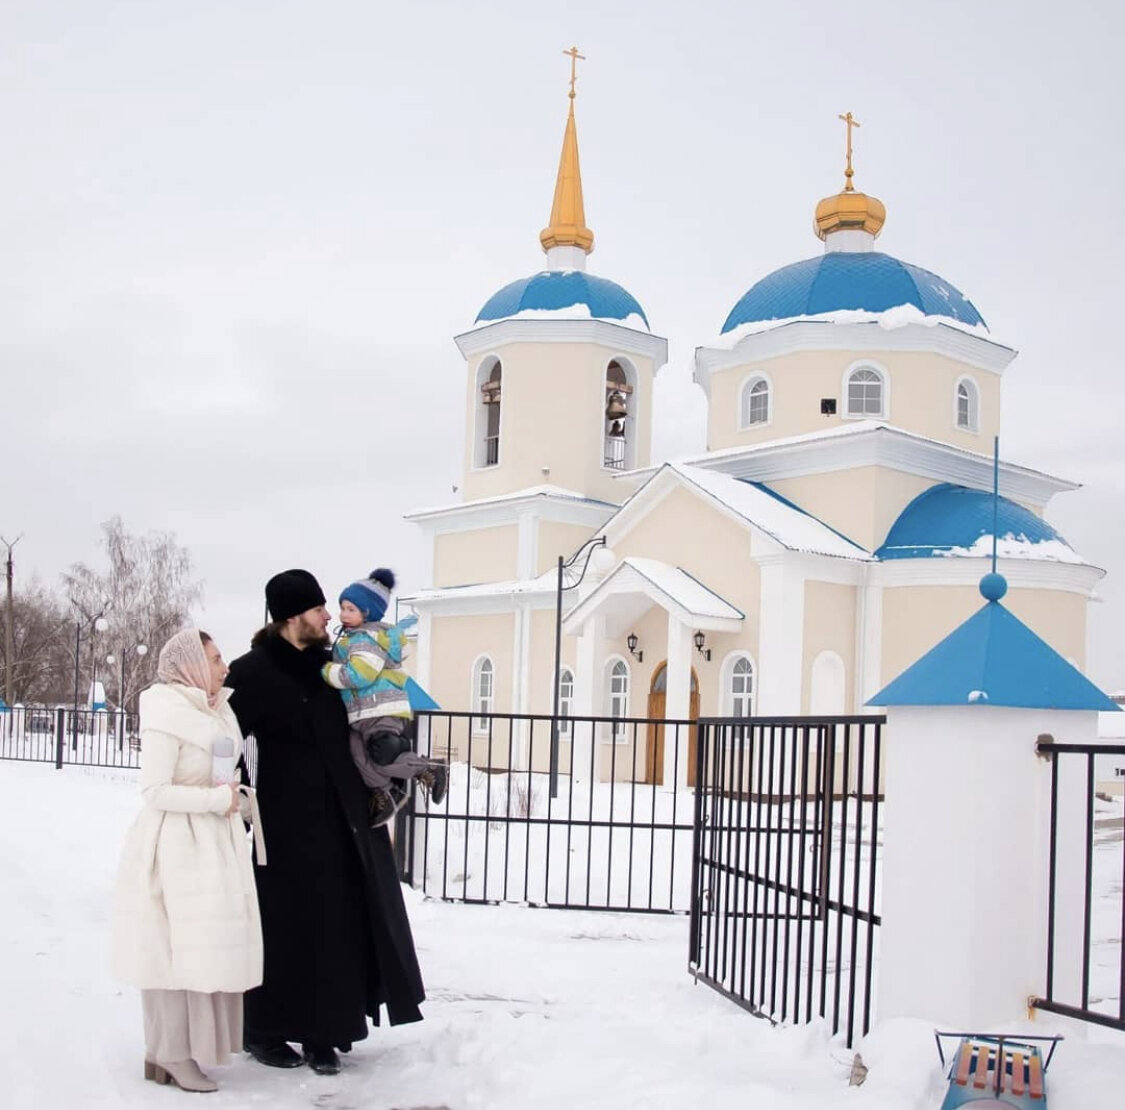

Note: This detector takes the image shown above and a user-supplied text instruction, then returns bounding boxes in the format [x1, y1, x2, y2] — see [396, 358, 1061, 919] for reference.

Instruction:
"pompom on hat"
[340, 568, 395, 623]
[265, 568, 327, 622]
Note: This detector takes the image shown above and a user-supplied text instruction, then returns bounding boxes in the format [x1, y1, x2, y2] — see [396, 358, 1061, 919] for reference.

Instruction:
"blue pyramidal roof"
[868, 599, 1119, 711]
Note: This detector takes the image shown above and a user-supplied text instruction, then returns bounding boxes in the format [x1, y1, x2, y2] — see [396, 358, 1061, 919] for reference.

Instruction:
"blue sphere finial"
[980, 572, 1008, 602]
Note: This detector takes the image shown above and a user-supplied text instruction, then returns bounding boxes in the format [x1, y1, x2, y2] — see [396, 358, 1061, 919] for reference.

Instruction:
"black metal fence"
[1032, 738, 1125, 1032]
[0, 705, 140, 769]
[689, 715, 884, 1047]
[399, 710, 698, 912]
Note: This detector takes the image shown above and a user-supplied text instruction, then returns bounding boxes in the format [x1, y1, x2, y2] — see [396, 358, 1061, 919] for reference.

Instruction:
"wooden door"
[645, 665, 700, 786]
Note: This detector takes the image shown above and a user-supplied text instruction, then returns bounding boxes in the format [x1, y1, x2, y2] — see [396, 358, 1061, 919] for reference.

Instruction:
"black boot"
[302, 1044, 341, 1075]
[245, 1040, 303, 1068]
[420, 762, 448, 805]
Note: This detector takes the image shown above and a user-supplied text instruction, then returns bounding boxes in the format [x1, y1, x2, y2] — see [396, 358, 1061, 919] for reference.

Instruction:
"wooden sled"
[934, 1032, 1061, 1108]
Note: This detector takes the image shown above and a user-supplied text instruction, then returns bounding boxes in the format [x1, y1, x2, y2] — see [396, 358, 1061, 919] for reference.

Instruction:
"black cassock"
[226, 630, 424, 1048]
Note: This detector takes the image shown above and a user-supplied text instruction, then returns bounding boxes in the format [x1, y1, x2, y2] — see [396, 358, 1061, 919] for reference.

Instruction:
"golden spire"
[815, 110, 886, 241]
[539, 46, 595, 254]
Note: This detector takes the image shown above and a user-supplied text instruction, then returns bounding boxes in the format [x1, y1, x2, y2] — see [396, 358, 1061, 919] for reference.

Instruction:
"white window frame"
[842, 360, 889, 419]
[557, 667, 574, 738]
[953, 374, 980, 433]
[604, 656, 630, 744]
[600, 357, 638, 473]
[738, 372, 772, 429]
[473, 355, 502, 470]
[471, 655, 494, 733]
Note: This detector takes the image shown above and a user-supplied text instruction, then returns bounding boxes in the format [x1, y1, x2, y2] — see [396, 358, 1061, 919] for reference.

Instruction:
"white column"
[856, 581, 883, 710]
[756, 558, 805, 715]
[663, 615, 692, 790]
[572, 614, 603, 784]
[877, 706, 1096, 1029]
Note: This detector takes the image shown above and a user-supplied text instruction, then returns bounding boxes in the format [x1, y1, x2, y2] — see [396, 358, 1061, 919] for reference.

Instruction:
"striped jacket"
[322, 621, 412, 724]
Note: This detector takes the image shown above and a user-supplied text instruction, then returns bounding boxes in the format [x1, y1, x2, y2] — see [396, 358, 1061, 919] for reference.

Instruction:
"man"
[226, 568, 424, 1076]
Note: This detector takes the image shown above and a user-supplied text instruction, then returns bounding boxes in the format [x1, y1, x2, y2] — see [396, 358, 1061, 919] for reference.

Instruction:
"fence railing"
[0, 705, 140, 769]
[689, 715, 884, 1047]
[1032, 739, 1125, 1032]
[400, 710, 698, 912]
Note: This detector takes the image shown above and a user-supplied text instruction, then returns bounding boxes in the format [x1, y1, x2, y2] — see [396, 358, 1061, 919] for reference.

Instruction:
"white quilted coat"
[112, 683, 263, 992]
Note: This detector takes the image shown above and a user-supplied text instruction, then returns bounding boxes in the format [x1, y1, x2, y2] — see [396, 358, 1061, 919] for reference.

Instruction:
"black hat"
[265, 569, 326, 622]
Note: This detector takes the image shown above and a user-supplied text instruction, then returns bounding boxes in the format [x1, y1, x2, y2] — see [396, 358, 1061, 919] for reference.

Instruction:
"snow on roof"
[710, 302, 994, 351]
[403, 569, 556, 604]
[666, 463, 870, 560]
[618, 557, 743, 620]
[406, 484, 616, 520]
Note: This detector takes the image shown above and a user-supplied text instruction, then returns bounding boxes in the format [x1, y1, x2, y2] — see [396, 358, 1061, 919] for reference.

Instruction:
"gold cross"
[838, 111, 860, 190]
[564, 46, 586, 99]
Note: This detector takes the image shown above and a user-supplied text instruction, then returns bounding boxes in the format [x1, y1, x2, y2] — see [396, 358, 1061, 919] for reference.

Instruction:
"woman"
[113, 628, 264, 1093]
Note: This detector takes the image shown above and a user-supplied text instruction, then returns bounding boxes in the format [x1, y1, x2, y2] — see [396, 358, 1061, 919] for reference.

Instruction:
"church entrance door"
[645, 662, 699, 787]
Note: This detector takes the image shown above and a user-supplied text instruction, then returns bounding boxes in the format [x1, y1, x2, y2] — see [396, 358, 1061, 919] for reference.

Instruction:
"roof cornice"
[648, 425, 1077, 510]
[693, 319, 1017, 399]
[406, 488, 618, 534]
[455, 316, 669, 367]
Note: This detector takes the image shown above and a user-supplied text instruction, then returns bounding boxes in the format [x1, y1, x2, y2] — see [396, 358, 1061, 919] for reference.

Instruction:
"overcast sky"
[2, 0, 1123, 688]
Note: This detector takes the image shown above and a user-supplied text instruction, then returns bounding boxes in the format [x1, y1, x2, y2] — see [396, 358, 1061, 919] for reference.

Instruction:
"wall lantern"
[626, 632, 643, 663]
[693, 630, 711, 661]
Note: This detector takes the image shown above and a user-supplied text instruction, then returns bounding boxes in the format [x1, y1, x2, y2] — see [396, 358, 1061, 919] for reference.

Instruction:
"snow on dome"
[721, 252, 986, 335]
[476, 271, 649, 330]
[875, 483, 1081, 563]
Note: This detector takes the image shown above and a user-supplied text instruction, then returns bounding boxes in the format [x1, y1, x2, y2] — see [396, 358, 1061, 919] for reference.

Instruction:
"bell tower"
[453, 49, 667, 507]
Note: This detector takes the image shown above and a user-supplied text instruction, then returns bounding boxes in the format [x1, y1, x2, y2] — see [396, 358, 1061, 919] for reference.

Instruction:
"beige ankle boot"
[144, 1058, 218, 1093]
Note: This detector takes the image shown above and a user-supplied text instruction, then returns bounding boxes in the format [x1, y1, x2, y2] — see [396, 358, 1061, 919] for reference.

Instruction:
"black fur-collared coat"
[226, 629, 424, 1047]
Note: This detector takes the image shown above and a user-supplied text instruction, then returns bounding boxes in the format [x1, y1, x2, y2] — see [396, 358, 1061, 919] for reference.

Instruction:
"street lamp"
[70, 610, 109, 753]
[107, 643, 147, 748]
[549, 535, 608, 797]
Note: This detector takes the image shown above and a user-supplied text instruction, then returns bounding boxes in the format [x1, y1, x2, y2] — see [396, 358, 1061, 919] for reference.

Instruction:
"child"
[323, 568, 448, 827]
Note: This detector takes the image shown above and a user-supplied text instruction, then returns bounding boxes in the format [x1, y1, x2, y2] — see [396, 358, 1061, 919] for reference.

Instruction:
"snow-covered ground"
[3, 761, 1125, 1109]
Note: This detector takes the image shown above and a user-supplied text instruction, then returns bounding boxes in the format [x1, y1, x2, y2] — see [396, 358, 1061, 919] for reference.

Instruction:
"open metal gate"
[689, 715, 884, 1046]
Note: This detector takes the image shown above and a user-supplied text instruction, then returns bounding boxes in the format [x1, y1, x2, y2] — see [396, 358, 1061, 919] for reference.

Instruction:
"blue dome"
[876, 484, 1069, 561]
[476, 271, 649, 329]
[722, 251, 985, 334]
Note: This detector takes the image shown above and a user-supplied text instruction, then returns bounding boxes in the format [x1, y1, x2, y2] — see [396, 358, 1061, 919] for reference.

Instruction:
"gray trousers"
[349, 717, 433, 793]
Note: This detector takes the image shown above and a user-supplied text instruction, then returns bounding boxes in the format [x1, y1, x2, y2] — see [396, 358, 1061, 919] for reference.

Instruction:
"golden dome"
[814, 188, 886, 240]
[814, 110, 885, 241]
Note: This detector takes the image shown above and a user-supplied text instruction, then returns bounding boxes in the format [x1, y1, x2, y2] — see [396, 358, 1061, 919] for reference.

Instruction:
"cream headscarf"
[156, 627, 218, 708]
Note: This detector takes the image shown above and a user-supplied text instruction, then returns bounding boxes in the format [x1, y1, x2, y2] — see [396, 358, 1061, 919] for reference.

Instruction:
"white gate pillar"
[572, 614, 603, 784]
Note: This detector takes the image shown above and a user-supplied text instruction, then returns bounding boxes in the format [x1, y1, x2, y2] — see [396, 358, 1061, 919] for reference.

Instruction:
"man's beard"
[293, 614, 330, 649]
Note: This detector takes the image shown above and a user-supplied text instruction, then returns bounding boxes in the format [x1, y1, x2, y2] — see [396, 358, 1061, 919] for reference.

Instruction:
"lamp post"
[69, 610, 109, 755]
[549, 535, 607, 798]
[107, 643, 147, 748]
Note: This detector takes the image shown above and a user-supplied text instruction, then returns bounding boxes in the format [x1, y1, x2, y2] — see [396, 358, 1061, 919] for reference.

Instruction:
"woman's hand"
[225, 782, 240, 815]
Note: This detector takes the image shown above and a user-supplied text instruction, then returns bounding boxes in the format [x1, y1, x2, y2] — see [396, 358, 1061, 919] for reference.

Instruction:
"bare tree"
[0, 579, 74, 704]
[63, 517, 204, 709]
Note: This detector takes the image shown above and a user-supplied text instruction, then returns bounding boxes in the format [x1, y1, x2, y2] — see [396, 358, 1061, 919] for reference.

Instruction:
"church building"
[404, 72, 1102, 788]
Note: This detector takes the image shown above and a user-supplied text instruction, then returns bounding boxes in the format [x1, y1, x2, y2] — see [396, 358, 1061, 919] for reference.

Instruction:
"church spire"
[540, 47, 594, 268]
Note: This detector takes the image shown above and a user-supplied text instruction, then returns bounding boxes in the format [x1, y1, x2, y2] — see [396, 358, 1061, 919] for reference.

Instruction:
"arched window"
[557, 667, 574, 737]
[475, 357, 502, 467]
[845, 365, 885, 417]
[729, 655, 755, 717]
[740, 376, 771, 428]
[955, 377, 979, 432]
[472, 656, 494, 731]
[606, 658, 629, 742]
[603, 359, 636, 471]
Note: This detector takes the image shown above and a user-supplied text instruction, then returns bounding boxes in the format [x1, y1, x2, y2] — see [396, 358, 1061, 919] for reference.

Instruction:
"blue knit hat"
[340, 568, 394, 623]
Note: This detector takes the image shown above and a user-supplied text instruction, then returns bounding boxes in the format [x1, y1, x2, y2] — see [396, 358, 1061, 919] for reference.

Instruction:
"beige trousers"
[141, 989, 243, 1068]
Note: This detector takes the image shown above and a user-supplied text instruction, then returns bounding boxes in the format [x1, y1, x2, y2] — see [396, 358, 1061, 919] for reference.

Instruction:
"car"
[26, 711, 54, 734]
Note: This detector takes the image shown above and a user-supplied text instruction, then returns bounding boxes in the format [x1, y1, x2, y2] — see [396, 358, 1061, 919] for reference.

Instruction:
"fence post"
[54, 706, 66, 769]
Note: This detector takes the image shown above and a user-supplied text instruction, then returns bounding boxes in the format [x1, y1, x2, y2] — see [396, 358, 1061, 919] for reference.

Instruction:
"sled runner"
[934, 1032, 1061, 1108]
